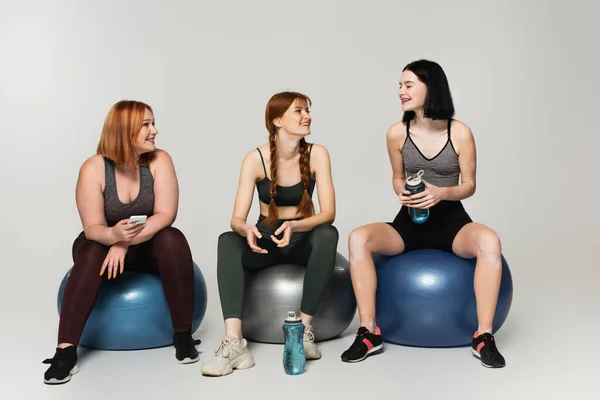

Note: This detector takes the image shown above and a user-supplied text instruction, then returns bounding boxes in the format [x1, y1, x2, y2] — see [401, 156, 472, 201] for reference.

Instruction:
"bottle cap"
[406, 169, 424, 187]
[284, 311, 301, 323]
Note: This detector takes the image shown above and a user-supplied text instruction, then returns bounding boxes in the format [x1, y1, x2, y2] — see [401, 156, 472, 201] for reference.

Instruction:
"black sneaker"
[173, 330, 201, 364]
[341, 326, 383, 363]
[472, 331, 506, 368]
[42, 346, 79, 385]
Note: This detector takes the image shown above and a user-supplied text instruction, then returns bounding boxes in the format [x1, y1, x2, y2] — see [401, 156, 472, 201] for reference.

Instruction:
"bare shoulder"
[244, 145, 266, 165]
[151, 149, 175, 166]
[76, 154, 104, 193]
[147, 149, 176, 179]
[386, 120, 407, 141]
[386, 121, 407, 152]
[79, 154, 104, 178]
[450, 119, 474, 141]
[450, 120, 475, 155]
[240, 145, 265, 179]
[308, 143, 330, 161]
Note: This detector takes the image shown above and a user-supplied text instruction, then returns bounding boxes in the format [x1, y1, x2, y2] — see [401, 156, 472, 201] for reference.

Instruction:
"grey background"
[1, 0, 598, 398]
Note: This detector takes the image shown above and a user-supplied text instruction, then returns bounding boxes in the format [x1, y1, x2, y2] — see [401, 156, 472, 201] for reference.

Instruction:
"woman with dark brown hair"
[43, 100, 200, 385]
[201, 92, 338, 377]
[341, 60, 506, 368]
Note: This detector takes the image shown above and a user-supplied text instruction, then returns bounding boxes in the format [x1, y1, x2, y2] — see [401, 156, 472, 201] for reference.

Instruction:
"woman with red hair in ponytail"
[201, 92, 338, 377]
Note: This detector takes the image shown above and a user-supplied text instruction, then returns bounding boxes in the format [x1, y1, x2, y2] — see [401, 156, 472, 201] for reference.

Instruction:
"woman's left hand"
[271, 221, 296, 248]
[407, 180, 446, 209]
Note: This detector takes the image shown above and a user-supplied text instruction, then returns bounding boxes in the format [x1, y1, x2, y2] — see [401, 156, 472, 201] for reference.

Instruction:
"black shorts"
[387, 200, 473, 252]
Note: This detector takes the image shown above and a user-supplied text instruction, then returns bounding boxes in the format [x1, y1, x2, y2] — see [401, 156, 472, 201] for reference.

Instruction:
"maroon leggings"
[58, 227, 194, 345]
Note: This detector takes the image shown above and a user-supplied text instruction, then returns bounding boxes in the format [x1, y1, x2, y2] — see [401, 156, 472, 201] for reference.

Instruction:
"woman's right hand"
[100, 242, 129, 279]
[399, 188, 412, 206]
[111, 219, 145, 243]
[245, 224, 267, 254]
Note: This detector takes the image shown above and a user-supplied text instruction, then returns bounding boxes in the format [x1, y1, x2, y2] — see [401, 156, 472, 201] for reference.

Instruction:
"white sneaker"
[303, 325, 322, 360]
[201, 336, 255, 377]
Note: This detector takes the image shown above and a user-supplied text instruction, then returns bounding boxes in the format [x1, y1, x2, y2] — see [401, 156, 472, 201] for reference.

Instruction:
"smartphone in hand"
[128, 215, 147, 225]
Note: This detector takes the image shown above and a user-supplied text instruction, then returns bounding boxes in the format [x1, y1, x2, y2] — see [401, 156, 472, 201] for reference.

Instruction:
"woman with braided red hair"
[201, 92, 338, 377]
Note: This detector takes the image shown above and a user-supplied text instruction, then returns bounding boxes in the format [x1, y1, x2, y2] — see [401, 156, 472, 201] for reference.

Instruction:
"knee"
[477, 230, 502, 258]
[218, 231, 243, 250]
[310, 224, 339, 246]
[348, 227, 375, 264]
[348, 227, 369, 255]
[218, 232, 247, 261]
[154, 227, 190, 253]
[79, 239, 106, 254]
[155, 226, 185, 240]
[74, 240, 107, 269]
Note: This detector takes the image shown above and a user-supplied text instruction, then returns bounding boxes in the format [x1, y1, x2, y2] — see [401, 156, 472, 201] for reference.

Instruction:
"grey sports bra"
[102, 157, 154, 227]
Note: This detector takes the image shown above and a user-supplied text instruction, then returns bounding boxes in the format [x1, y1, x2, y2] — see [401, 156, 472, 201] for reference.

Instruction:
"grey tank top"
[401, 119, 460, 187]
[103, 157, 155, 227]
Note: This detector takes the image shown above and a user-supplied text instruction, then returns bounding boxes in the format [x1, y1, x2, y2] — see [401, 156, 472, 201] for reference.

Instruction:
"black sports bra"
[255, 145, 316, 207]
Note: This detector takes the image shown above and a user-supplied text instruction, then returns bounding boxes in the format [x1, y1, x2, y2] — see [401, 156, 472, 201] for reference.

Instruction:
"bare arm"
[291, 144, 336, 232]
[75, 156, 119, 246]
[386, 123, 408, 196]
[128, 150, 179, 245]
[230, 151, 260, 236]
[441, 124, 477, 201]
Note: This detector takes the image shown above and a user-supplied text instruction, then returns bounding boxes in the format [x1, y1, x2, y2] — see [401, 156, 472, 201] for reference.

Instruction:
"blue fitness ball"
[57, 262, 208, 350]
[374, 249, 513, 347]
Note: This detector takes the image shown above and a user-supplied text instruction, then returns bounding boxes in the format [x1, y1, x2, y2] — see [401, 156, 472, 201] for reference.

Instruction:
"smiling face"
[273, 98, 312, 137]
[398, 69, 428, 114]
[134, 108, 158, 155]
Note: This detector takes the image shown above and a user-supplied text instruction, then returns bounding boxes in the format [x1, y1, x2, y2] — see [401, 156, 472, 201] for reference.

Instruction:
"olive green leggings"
[217, 223, 339, 319]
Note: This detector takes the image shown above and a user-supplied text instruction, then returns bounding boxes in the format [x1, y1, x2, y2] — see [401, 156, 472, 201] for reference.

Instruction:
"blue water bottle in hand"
[406, 169, 430, 224]
[282, 311, 305, 375]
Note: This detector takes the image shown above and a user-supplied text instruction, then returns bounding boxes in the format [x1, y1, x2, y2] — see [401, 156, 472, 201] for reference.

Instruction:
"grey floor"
[5, 230, 598, 400]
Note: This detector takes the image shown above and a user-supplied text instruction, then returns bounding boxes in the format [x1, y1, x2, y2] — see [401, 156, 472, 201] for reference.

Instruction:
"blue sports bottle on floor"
[282, 311, 305, 375]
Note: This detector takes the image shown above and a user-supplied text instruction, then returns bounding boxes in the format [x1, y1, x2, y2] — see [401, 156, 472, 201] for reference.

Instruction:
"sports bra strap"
[257, 144, 313, 177]
[256, 148, 268, 178]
